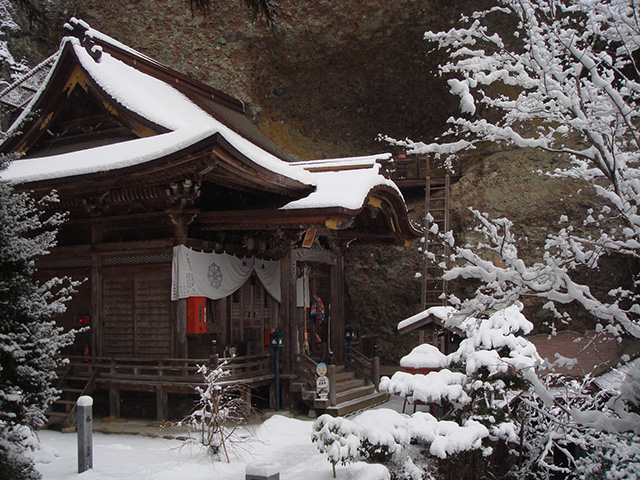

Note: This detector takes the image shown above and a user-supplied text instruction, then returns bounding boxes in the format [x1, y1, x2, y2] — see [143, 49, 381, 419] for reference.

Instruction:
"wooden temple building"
[0, 19, 419, 423]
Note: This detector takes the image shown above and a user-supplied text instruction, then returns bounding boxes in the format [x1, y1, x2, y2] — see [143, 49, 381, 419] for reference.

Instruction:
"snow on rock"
[245, 461, 281, 476]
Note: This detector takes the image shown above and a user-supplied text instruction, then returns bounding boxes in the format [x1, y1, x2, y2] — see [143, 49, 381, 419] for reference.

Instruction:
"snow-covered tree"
[0, 159, 76, 480]
[386, 0, 640, 340]
[313, 305, 542, 479]
[363, 1, 640, 477]
[180, 359, 251, 462]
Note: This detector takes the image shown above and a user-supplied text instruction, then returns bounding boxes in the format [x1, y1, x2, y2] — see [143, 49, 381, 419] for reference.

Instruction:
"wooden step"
[302, 390, 316, 402]
[335, 378, 366, 393]
[61, 388, 84, 393]
[325, 392, 390, 417]
[335, 384, 375, 404]
[289, 382, 306, 393]
[335, 371, 356, 382]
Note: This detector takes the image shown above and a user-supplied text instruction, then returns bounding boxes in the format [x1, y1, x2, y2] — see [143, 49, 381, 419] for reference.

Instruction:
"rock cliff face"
[4, 0, 613, 363]
[7, 0, 488, 157]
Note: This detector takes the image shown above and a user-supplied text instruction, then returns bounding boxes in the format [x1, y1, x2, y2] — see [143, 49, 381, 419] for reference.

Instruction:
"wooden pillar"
[156, 385, 168, 421]
[328, 364, 337, 406]
[372, 355, 380, 391]
[330, 254, 345, 364]
[109, 386, 120, 419]
[90, 223, 102, 357]
[280, 249, 296, 374]
[170, 212, 196, 360]
[175, 299, 188, 359]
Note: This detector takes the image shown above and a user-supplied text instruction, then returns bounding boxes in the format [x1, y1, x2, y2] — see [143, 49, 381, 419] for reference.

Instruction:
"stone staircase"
[291, 359, 389, 417]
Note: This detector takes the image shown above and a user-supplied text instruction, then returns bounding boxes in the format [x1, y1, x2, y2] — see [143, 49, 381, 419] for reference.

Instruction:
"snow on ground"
[31, 399, 407, 480]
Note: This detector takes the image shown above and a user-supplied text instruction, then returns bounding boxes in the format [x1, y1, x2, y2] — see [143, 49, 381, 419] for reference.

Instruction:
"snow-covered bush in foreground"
[316, 303, 640, 478]
[312, 409, 430, 479]
[180, 359, 250, 461]
[0, 162, 77, 480]
[314, 305, 538, 479]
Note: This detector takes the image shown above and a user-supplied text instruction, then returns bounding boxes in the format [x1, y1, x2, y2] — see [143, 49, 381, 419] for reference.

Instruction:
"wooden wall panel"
[102, 264, 172, 358]
[102, 275, 135, 357]
[134, 268, 172, 357]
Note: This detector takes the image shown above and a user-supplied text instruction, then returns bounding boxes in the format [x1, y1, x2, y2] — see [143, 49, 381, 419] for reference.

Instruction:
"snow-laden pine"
[0, 158, 76, 480]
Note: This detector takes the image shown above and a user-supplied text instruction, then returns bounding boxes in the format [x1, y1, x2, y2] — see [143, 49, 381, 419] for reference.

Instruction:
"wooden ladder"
[422, 157, 451, 309]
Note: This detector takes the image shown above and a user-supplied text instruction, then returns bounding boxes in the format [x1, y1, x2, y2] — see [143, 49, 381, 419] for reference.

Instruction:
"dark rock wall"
[5, 0, 614, 364]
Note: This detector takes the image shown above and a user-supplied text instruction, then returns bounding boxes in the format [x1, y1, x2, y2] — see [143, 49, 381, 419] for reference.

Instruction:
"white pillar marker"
[76, 395, 93, 473]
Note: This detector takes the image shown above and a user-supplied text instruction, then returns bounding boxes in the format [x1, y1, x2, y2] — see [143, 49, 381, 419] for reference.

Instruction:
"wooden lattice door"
[229, 276, 273, 355]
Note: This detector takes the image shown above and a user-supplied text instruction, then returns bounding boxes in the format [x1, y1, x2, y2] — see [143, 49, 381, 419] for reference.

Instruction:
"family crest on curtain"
[171, 245, 281, 303]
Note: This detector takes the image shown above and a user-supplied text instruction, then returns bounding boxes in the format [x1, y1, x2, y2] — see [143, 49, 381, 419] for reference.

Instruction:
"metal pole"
[77, 395, 93, 473]
[274, 348, 281, 411]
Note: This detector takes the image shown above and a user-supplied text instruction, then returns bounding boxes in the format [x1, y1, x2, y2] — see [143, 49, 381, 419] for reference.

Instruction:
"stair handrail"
[345, 347, 381, 391]
[294, 354, 317, 388]
[62, 368, 100, 429]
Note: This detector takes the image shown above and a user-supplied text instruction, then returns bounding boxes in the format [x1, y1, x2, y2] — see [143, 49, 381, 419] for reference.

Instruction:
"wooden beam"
[294, 248, 338, 265]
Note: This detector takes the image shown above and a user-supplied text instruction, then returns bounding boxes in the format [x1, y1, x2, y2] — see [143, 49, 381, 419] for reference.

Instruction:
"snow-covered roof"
[0, 20, 412, 222]
[281, 161, 403, 211]
[595, 356, 640, 391]
[290, 153, 392, 171]
[1, 37, 313, 187]
[397, 306, 457, 333]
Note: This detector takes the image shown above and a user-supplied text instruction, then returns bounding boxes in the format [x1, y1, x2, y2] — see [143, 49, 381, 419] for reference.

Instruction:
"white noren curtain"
[171, 245, 281, 303]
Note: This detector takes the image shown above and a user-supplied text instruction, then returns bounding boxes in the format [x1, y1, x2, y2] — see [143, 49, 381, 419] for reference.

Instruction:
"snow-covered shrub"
[312, 414, 366, 477]
[181, 359, 250, 461]
[312, 410, 429, 479]
[381, 305, 539, 457]
[314, 305, 543, 479]
[0, 162, 77, 479]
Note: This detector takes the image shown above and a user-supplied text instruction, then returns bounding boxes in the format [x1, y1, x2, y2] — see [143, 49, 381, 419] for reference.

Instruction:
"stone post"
[77, 395, 93, 473]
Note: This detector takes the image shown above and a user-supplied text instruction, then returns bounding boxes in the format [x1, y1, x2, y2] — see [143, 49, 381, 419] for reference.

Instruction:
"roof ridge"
[0, 52, 59, 110]
[63, 17, 245, 114]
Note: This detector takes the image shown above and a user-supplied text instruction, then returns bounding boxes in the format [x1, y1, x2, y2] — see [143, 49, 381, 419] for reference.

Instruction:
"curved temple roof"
[0, 18, 420, 242]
